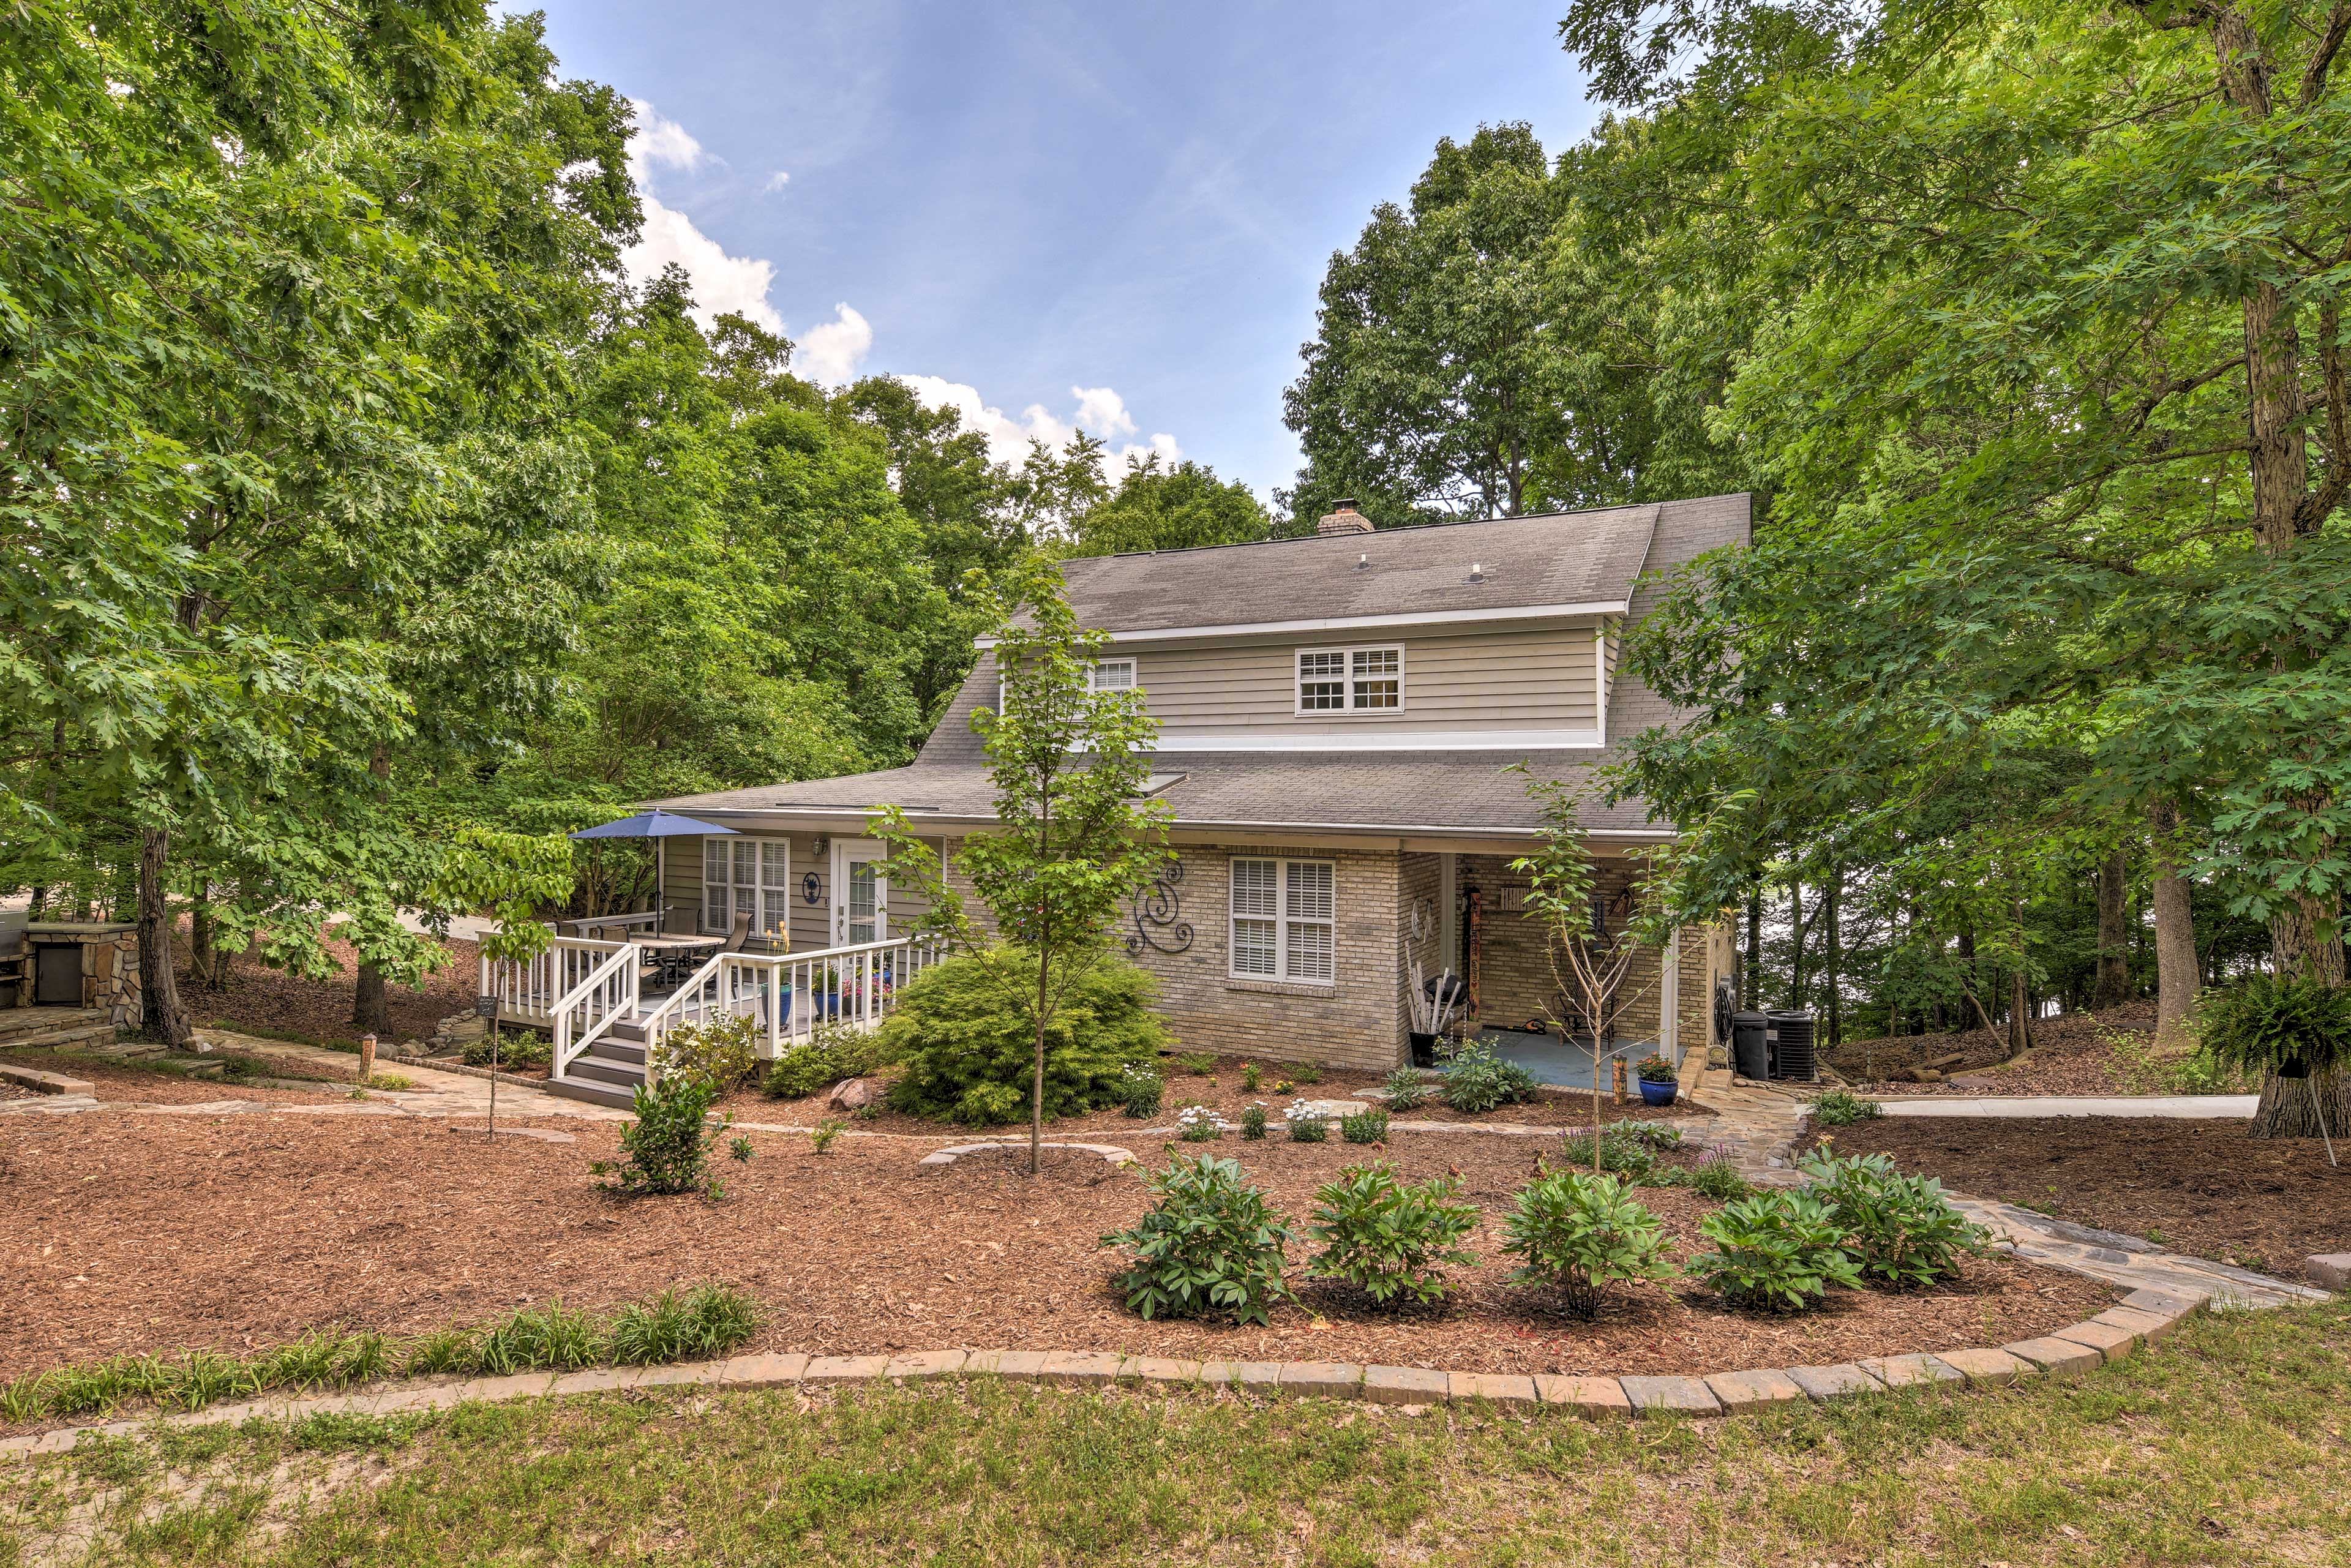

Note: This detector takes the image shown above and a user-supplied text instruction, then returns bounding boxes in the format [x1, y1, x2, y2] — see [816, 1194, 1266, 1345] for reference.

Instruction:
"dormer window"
[1296, 646, 1403, 714]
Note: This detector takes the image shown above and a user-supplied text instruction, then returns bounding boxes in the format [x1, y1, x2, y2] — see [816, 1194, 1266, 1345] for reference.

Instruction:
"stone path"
[1877, 1094, 2259, 1119]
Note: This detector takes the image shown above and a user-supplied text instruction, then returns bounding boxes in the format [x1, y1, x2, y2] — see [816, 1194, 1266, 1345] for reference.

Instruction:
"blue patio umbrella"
[569, 811, 738, 933]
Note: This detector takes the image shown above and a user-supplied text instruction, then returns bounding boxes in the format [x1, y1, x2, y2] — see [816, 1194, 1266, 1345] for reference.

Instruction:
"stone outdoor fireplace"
[17, 923, 143, 1026]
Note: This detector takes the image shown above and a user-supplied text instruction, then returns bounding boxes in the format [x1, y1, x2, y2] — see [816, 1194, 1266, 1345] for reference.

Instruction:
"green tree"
[1065, 456, 1273, 557]
[874, 557, 1172, 1173]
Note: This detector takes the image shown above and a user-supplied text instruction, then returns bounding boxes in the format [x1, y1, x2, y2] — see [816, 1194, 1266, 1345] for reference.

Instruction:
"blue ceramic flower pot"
[1638, 1077, 1678, 1107]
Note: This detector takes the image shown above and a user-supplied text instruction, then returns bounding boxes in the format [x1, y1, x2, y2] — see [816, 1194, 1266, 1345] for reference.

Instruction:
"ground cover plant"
[0, 1286, 756, 1429]
[4, 1299, 2347, 1567]
[1381, 1067, 1428, 1111]
[1814, 1089, 1883, 1127]
[1302, 1162, 1479, 1306]
[1438, 1041, 1540, 1114]
[1098, 1155, 1297, 1324]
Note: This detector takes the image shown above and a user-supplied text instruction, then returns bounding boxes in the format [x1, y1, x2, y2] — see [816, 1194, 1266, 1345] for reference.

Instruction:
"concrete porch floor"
[1474, 1027, 1662, 1092]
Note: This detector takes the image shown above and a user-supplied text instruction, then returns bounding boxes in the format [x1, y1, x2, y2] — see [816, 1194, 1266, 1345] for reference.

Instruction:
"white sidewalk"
[1877, 1094, 2258, 1119]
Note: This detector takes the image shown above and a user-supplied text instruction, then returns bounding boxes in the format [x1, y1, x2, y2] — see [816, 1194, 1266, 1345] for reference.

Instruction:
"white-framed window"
[1229, 857, 1336, 983]
[993, 657, 1138, 711]
[704, 837, 790, 939]
[1295, 645, 1403, 714]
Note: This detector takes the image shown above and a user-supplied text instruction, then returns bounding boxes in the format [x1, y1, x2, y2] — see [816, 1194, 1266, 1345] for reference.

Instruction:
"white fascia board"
[972, 599, 1630, 650]
[1143, 728, 1604, 753]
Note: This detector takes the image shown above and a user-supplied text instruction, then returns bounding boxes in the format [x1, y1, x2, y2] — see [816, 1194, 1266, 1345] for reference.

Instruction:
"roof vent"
[1355, 551, 1369, 569]
[1467, 561, 1486, 583]
[1316, 498, 1373, 536]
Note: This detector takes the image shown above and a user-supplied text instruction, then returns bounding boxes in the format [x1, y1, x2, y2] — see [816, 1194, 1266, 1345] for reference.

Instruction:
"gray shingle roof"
[650, 492, 1750, 836]
[1041, 502, 1662, 637]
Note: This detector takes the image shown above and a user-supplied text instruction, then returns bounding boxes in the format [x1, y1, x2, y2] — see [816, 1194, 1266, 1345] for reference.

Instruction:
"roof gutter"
[645, 803, 1676, 841]
[974, 598, 1632, 650]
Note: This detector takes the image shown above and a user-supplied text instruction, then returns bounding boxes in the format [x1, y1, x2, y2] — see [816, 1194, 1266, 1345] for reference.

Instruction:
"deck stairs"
[0, 1007, 118, 1054]
[541, 1015, 651, 1110]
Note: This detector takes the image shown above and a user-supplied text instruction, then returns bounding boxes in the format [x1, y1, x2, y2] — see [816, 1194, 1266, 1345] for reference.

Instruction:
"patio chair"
[721, 910, 754, 954]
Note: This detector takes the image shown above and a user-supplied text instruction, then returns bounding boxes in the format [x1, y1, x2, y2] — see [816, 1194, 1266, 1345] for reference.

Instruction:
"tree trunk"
[1787, 879, 1806, 1011]
[2094, 849, 2131, 1008]
[2006, 897, 2032, 1059]
[2249, 1062, 2351, 1141]
[1031, 948, 1048, 1177]
[138, 827, 191, 1045]
[2148, 802, 2200, 1052]
[1823, 866, 1842, 1046]
[353, 962, 389, 1034]
[190, 898, 222, 991]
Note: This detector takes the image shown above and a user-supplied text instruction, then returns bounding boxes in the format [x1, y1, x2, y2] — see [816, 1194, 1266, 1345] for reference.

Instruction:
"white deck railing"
[558, 910, 662, 939]
[481, 936, 628, 1024]
[635, 935, 945, 1078]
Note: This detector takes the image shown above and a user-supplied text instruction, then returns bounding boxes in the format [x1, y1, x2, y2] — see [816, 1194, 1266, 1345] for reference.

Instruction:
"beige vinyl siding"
[1129, 623, 1603, 737]
[659, 831, 944, 953]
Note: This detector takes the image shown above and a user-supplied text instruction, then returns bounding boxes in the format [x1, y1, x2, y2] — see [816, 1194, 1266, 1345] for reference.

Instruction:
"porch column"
[1438, 853, 1457, 981]
[1662, 926, 1681, 1062]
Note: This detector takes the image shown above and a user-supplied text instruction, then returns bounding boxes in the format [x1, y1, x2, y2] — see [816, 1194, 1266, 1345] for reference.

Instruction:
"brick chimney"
[1316, 498, 1373, 536]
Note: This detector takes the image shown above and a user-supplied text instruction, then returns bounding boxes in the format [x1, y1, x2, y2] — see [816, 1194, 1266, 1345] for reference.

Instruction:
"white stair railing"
[552, 942, 641, 1079]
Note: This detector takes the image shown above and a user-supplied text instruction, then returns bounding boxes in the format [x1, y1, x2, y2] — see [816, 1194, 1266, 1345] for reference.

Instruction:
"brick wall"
[1119, 843, 1408, 1075]
[1452, 855, 1706, 1048]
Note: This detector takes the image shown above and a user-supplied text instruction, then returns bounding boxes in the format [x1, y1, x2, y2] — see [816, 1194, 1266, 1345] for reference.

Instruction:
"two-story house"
[610, 492, 1747, 1088]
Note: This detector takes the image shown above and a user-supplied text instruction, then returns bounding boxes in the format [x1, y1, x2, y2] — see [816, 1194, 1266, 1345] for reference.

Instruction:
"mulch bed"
[172, 920, 481, 1051]
[0, 1109, 2107, 1385]
[1826, 1003, 2174, 1095]
[0, 1051, 356, 1107]
[1809, 1116, 2351, 1277]
[719, 1052, 1716, 1140]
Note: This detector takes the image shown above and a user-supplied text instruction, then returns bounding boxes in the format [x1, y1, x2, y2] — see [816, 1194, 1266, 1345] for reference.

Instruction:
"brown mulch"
[173, 921, 480, 1051]
[719, 1053, 1715, 1139]
[1826, 1003, 2176, 1095]
[0, 1051, 354, 1107]
[0, 1109, 2108, 1384]
[1809, 1116, 2351, 1278]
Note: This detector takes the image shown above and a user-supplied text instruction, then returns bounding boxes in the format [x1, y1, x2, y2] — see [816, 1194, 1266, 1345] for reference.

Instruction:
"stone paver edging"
[0, 1286, 2238, 1457]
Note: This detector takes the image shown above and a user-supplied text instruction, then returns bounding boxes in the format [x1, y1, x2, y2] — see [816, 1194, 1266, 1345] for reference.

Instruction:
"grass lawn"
[4, 1301, 2345, 1567]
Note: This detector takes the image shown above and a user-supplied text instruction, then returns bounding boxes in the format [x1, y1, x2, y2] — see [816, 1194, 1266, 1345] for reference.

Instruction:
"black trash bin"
[1730, 1011, 1769, 1081]
[1766, 1010, 1817, 1082]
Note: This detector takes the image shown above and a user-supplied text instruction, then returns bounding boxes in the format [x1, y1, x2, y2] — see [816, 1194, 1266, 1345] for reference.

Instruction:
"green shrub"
[1615, 1120, 1687, 1150]
[1174, 1050, 1219, 1075]
[464, 1030, 551, 1068]
[1798, 1150, 1992, 1288]
[762, 1045, 832, 1099]
[1305, 1163, 1480, 1305]
[880, 947, 1170, 1123]
[2197, 973, 2351, 1073]
[1501, 1168, 1676, 1318]
[1635, 1052, 1678, 1084]
[1381, 1068, 1429, 1112]
[653, 1014, 762, 1090]
[1440, 1043, 1540, 1113]
[1686, 1190, 1864, 1311]
[1813, 1087, 1883, 1126]
[606, 1283, 759, 1365]
[1239, 1103, 1269, 1139]
[1116, 1062, 1164, 1119]
[1340, 1108, 1389, 1144]
[1559, 1126, 1657, 1178]
[1099, 1155, 1298, 1324]
[1691, 1151, 1752, 1201]
[1291, 1060, 1324, 1085]
[810, 1119, 846, 1153]
[594, 1075, 727, 1196]
[1240, 1062, 1263, 1091]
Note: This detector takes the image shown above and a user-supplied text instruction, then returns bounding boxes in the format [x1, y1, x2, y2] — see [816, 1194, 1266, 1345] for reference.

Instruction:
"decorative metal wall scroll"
[1126, 860, 1193, 956]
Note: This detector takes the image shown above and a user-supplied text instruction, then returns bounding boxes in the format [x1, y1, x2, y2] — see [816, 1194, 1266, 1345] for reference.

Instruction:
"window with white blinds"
[1229, 857, 1337, 983]
[703, 838, 790, 938]
[1294, 646, 1403, 713]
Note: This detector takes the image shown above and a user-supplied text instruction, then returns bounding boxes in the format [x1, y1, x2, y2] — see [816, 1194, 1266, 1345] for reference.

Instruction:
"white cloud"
[626, 98, 706, 173]
[795, 303, 874, 385]
[763, 171, 792, 193]
[900, 377, 1182, 475]
[1070, 386, 1138, 438]
[626, 198, 784, 333]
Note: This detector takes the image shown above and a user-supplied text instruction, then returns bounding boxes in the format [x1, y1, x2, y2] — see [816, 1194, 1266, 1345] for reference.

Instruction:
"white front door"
[831, 838, 887, 946]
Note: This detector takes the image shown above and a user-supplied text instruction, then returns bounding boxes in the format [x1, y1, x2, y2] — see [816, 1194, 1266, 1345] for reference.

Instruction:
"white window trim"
[702, 836, 791, 939]
[1293, 645, 1406, 717]
[1228, 856, 1338, 985]
[1088, 657, 1137, 691]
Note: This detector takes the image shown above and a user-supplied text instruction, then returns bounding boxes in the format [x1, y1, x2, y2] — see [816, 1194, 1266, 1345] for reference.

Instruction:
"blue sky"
[530, 1, 1605, 503]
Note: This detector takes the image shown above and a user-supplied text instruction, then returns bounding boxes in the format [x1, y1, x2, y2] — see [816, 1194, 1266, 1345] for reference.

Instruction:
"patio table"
[637, 934, 724, 986]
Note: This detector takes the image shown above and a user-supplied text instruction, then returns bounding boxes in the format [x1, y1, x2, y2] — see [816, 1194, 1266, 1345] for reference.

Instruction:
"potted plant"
[1635, 1052, 1679, 1106]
